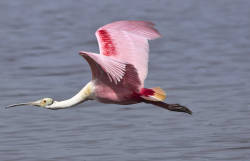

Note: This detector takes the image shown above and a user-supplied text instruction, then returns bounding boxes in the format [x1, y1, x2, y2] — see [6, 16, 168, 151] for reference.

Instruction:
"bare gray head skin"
[5, 98, 54, 109]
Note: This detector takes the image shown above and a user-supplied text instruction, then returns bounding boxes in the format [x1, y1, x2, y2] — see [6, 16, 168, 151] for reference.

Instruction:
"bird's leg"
[143, 100, 192, 114]
[164, 103, 192, 114]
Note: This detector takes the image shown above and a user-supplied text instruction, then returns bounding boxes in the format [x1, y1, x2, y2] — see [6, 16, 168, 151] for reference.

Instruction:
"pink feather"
[79, 21, 161, 103]
[95, 20, 161, 87]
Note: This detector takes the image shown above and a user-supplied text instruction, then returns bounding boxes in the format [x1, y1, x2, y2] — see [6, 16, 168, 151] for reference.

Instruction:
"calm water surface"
[0, 0, 250, 160]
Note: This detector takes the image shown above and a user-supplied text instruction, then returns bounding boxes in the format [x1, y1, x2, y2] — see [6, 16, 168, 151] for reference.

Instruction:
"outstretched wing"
[95, 20, 161, 86]
[79, 51, 126, 84]
[79, 51, 141, 92]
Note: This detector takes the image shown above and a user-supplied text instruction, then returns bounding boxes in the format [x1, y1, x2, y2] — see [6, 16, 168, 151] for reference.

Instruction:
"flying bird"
[6, 20, 192, 114]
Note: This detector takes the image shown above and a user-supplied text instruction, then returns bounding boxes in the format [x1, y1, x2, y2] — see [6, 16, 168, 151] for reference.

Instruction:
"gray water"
[0, 0, 250, 160]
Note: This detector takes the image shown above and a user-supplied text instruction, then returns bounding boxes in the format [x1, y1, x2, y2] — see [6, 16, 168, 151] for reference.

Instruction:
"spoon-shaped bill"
[5, 103, 32, 109]
[5, 101, 40, 109]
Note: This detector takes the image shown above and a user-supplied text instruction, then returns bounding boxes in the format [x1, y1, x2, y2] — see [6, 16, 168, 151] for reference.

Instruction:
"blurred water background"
[0, 0, 250, 160]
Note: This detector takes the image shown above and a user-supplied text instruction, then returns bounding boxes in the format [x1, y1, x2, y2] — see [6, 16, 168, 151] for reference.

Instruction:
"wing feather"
[79, 51, 126, 84]
[95, 20, 161, 87]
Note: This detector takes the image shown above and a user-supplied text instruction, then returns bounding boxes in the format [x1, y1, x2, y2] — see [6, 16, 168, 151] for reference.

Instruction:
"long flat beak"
[5, 100, 40, 109]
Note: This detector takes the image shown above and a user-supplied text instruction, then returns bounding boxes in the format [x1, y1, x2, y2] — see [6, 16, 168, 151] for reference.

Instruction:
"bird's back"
[93, 63, 142, 104]
[80, 21, 162, 104]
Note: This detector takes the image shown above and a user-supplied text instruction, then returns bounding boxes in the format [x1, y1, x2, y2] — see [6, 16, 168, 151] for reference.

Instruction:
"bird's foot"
[168, 104, 192, 115]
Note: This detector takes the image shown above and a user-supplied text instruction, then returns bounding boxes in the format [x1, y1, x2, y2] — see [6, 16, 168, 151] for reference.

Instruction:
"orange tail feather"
[141, 87, 166, 102]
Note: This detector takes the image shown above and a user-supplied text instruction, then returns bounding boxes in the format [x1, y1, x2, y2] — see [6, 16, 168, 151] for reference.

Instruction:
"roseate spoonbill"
[5, 20, 192, 114]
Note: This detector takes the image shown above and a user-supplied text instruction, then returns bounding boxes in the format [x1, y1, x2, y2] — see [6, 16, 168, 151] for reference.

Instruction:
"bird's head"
[5, 97, 55, 109]
[37, 98, 54, 107]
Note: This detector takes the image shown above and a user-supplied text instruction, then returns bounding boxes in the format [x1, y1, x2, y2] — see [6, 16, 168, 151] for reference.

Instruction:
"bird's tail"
[140, 87, 192, 114]
[143, 99, 192, 115]
[140, 87, 166, 102]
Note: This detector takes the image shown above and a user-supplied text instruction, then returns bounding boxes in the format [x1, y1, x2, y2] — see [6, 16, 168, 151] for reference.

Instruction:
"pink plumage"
[79, 20, 161, 104]
[95, 20, 162, 86]
[79, 20, 191, 114]
[5, 20, 192, 114]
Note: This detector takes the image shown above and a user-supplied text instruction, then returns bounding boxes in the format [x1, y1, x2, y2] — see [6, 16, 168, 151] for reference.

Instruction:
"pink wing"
[79, 51, 141, 92]
[79, 51, 127, 84]
[95, 20, 161, 86]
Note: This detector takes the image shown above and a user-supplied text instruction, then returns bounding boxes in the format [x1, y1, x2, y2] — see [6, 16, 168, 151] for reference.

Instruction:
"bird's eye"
[43, 100, 47, 103]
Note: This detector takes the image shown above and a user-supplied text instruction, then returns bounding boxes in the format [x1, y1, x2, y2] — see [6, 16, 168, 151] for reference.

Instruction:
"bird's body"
[78, 21, 165, 105]
[6, 20, 192, 114]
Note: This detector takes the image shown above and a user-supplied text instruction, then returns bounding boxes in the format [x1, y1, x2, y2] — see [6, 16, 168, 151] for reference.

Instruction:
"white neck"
[48, 81, 94, 109]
